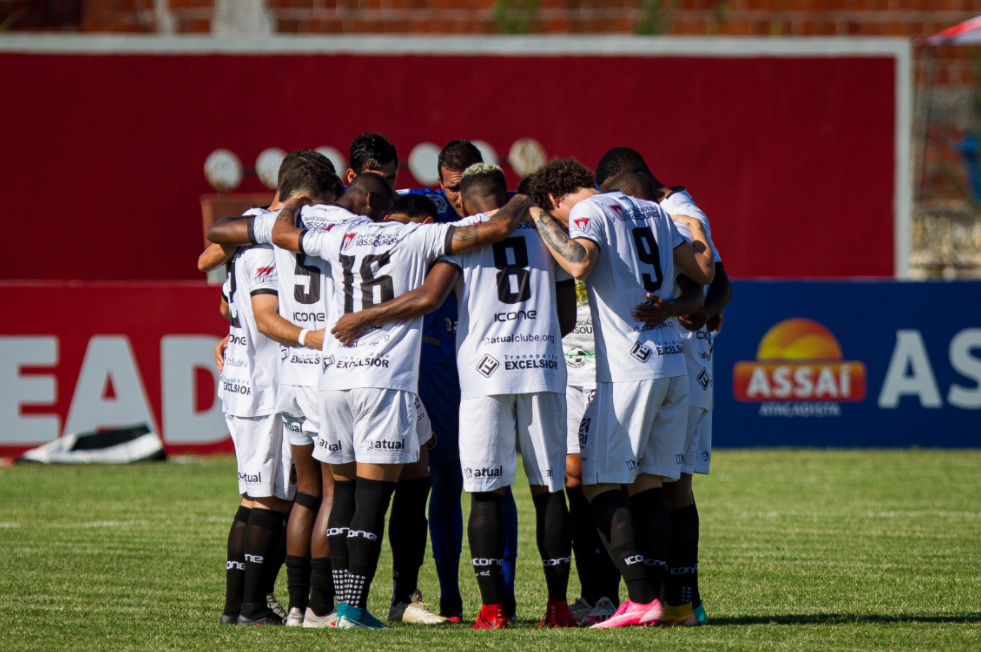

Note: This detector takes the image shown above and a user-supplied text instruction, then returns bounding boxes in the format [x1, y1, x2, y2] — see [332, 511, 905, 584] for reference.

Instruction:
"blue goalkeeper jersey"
[398, 188, 460, 368]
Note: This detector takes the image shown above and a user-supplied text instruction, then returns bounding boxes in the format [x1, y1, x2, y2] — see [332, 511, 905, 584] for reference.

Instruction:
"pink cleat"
[589, 598, 663, 629]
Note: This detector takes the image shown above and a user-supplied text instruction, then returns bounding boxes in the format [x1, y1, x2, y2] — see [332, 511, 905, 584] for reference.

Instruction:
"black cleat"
[236, 611, 284, 626]
[219, 614, 239, 625]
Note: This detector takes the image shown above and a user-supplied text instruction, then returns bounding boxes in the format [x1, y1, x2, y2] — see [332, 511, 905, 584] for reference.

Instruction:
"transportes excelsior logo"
[733, 318, 866, 416]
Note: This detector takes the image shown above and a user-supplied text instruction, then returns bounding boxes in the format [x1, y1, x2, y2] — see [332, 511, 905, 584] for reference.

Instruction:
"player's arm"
[251, 292, 308, 346]
[214, 335, 229, 373]
[329, 262, 462, 346]
[633, 274, 705, 328]
[207, 215, 259, 247]
[219, 295, 230, 322]
[670, 215, 715, 285]
[704, 261, 732, 319]
[271, 197, 313, 253]
[199, 242, 239, 273]
[445, 194, 533, 255]
[556, 280, 577, 337]
[530, 207, 600, 280]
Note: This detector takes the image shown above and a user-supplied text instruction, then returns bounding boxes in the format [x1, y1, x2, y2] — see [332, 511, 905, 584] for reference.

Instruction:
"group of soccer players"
[201, 134, 731, 630]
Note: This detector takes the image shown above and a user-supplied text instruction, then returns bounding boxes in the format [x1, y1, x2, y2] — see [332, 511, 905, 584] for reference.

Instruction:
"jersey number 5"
[293, 254, 321, 305]
[340, 252, 395, 313]
[492, 237, 531, 304]
[631, 227, 663, 292]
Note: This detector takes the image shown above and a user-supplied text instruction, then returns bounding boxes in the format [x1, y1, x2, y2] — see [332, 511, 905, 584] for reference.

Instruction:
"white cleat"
[266, 594, 287, 622]
[302, 606, 338, 628]
[388, 590, 449, 625]
[570, 597, 594, 623]
[580, 596, 618, 626]
[285, 607, 305, 626]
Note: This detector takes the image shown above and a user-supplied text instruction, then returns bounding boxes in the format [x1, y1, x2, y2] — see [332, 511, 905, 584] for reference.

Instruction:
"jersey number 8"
[492, 237, 532, 304]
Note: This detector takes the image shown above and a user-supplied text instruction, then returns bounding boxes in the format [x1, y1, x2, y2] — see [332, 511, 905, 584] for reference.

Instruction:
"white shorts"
[695, 409, 711, 475]
[226, 413, 296, 500]
[276, 384, 320, 447]
[459, 392, 567, 493]
[317, 388, 423, 465]
[579, 377, 689, 485]
[565, 386, 595, 455]
[680, 406, 708, 475]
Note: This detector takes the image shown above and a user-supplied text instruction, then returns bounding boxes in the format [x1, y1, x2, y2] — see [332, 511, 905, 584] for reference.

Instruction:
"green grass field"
[1, 449, 979, 651]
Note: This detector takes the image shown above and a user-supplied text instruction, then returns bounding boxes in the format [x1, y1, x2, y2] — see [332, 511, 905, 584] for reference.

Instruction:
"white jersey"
[564, 281, 596, 389]
[250, 205, 369, 388]
[568, 191, 687, 382]
[442, 217, 569, 399]
[220, 244, 280, 416]
[662, 188, 721, 410]
[301, 219, 455, 393]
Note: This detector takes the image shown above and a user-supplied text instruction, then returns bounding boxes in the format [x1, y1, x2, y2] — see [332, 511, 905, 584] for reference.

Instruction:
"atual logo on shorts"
[464, 466, 503, 479]
[364, 438, 405, 452]
[476, 354, 500, 378]
[322, 355, 335, 372]
[630, 341, 653, 363]
[625, 459, 637, 471]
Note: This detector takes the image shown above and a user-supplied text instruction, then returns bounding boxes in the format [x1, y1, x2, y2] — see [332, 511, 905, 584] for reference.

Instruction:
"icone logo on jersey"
[733, 318, 867, 406]
[255, 266, 274, 282]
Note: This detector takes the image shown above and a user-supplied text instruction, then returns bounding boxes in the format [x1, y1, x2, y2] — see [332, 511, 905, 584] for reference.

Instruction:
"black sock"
[533, 491, 572, 602]
[590, 489, 656, 605]
[667, 503, 699, 606]
[326, 480, 357, 604]
[261, 512, 287, 599]
[346, 477, 397, 609]
[241, 507, 284, 617]
[308, 557, 335, 616]
[468, 492, 505, 606]
[630, 487, 671, 599]
[223, 506, 251, 617]
[284, 554, 311, 613]
[389, 476, 431, 605]
[567, 486, 600, 602]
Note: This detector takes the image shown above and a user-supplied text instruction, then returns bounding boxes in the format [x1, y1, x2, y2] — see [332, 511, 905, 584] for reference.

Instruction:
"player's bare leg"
[662, 473, 700, 626]
[221, 495, 254, 624]
[565, 453, 620, 625]
[529, 483, 574, 628]
[304, 461, 337, 627]
[389, 446, 445, 624]
[283, 443, 322, 625]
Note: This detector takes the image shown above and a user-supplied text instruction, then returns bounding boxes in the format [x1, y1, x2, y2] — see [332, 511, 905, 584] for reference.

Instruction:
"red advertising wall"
[0, 39, 904, 281]
[0, 282, 230, 455]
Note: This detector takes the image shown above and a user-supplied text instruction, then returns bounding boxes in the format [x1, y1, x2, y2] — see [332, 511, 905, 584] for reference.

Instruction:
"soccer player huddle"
[202, 134, 731, 630]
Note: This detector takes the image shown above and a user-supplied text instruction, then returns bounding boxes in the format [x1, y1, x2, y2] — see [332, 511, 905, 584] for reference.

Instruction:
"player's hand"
[331, 313, 368, 346]
[305, 328, 325, 351]
[707, 309, 724, 332]
[679, 310, 708, 332]
[632, 294, 675, 326]
[282, 194, 312, 213]
[214, 335, 229, 373]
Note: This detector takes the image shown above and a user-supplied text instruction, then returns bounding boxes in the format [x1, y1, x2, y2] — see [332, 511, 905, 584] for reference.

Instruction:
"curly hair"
[349, 132, 399, 174]
[530, 158, 594, 211]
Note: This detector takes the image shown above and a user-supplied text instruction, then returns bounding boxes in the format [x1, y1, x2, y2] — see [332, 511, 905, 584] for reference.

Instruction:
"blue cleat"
[693, 600, 708, 625]
[336, 603, 389, 629]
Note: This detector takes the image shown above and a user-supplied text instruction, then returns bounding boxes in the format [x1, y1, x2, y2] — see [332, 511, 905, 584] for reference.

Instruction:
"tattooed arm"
[270, 196, 312, 253]
[446, 194, 533, 255]
[530, 207, 600, 280]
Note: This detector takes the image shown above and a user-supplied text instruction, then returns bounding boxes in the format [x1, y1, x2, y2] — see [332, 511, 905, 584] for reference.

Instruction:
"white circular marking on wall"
[315, 147, 347, 176]
[255, 147, 286, 190]
[472, 140, 499, 167]
[408, 142, 441, 186]
[508, 138, 548, 178]
[204, 149, 243, 192]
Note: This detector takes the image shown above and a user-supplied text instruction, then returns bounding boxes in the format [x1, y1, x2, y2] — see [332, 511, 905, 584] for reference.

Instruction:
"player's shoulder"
[661, 187, 707, 219]
[242, 206, 271, 217]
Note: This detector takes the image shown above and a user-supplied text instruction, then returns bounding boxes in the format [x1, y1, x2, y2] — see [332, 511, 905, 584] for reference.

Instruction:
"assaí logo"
[733, 318, 866, 417]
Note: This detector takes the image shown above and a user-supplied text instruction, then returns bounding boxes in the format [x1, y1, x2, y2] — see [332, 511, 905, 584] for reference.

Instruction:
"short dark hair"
[392, 194, 439, 221]
[279, 160, 343, 202]
[530, 158, 594, 211]
[349, 133, 399, 174]
[460, 163, 508, 206]
[438, 140, 483, 178]
[605, 171, 660, 202]
[515, 174, 536, 197]
[595, 147, 652, 188]
[345, 171, 395, 202]
[278, 149, 335, 189]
